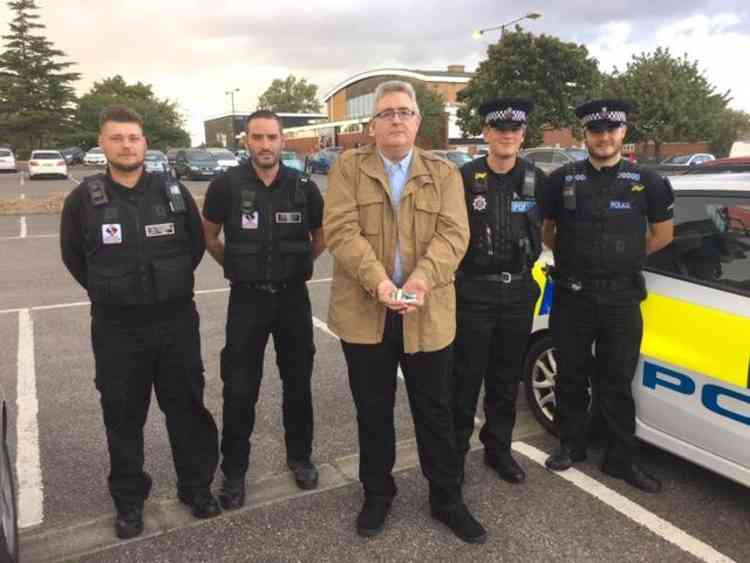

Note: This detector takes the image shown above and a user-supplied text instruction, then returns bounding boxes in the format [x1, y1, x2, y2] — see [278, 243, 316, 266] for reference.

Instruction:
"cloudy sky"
[1, 0, 748, 145]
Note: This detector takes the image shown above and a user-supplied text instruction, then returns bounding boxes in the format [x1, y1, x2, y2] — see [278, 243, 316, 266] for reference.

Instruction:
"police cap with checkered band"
[479, 98, 533, 128]
[575, 99, 632, 131]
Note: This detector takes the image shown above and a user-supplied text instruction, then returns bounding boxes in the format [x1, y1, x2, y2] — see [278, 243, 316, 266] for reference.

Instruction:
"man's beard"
[250, 152, 278, 169]
[109, 158, 144, 173]
[587, 137, 623, 161]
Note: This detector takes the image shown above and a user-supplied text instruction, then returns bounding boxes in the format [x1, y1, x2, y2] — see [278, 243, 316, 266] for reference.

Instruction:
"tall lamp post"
[225, 88, 239, 148]
[472, 12, 542, 39]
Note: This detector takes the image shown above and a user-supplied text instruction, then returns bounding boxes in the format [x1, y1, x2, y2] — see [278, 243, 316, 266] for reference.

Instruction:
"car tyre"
[522, 333, 601, 438]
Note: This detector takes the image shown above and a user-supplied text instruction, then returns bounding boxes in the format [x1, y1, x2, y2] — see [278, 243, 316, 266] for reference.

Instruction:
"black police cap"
[478, 98, 533, 126]
[575, 99, 632, 129]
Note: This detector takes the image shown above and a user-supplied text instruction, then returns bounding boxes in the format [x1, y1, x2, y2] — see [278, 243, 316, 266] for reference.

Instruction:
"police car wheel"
[522, 334, 600, 438]
[0, 403, 18, 563]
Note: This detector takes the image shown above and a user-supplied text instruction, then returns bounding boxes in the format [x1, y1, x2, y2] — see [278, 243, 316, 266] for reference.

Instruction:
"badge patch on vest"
[275, 212, 302, 224]
[472, 195, 487, 211]
[242, 212, 259, 229]
[511, 201, 536, 213]
[145, 223, 175, 237]
[610, 200, 632, 210]
[102, 224, 122, 244]
[631, 184, 645, 192]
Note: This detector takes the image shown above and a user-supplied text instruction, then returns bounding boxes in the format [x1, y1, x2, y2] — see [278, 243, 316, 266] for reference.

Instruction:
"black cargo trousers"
[219, 281, 315, 480]
[452, 275, 540, 463]
[551, 285, 644, 463]
[91, 303, 218, 511]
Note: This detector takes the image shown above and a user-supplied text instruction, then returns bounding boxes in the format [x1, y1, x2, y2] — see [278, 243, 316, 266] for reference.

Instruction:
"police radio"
[165, 180, 186, 214]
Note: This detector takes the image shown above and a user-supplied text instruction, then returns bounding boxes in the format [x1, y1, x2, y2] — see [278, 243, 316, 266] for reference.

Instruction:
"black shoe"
[178, 489, 222, 519]
[431, 502, 487, 544]
[288, 459, 319, 490]
[218, 476, 246, 511]
[356, 496, 392, 537]
[545, 444, 587, 471]
[601, 460, 662, 493]
[485, 452, 526, 484]
[115, 506, 143, 539]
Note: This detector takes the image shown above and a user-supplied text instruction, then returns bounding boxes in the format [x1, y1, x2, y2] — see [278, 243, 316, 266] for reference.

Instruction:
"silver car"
[521, 147, 588, 174]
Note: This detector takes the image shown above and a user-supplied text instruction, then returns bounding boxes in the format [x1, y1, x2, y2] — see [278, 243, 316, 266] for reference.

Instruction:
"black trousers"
[452, 276, 539, 460]
[551, 286, 643, 462]
[220, 283, 315, 479]
[341, 311, 461, 509]
[91, 304, 218, 509]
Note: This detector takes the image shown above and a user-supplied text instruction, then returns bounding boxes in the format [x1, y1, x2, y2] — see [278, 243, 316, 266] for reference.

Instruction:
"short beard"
[250, 154, 278, 169]
[109, 159, 144, 173]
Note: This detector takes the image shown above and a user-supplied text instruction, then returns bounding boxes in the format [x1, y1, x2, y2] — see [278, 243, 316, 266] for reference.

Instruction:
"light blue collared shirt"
[380, 150, 413, 286]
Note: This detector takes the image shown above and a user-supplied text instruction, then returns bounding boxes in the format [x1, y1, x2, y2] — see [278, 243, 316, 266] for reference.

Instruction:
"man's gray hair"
[373, 80, 420, 116]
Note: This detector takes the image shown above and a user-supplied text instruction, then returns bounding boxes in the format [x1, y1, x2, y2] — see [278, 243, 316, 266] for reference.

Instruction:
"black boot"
[113, 471, 152, 539]
[356, 495, 393, 537]
[485, 451, 526, 483]
[431, 502, 487, 544]
[287, 459, 319, 490]
[601, 459, 662, 493]
[218, 476, 246, 510]
[178, 489, 222, 519]
[545, 444, 587, 471]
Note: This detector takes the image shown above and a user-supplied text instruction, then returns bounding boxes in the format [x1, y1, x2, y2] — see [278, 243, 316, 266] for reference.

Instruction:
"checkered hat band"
[582, 111, 627, 125]
[485, 109, 526, 123]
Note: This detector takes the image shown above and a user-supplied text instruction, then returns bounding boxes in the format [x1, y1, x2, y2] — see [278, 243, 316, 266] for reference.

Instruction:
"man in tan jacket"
[324, 80, 486, 544]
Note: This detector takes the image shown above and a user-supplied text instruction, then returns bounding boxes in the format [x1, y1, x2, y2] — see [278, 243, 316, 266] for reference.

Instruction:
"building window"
[347, 93, 375, 118]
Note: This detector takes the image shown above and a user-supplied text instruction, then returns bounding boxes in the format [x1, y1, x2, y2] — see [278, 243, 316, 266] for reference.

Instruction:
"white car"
[28, 150, 68, 180]
[206, 148, 239, 170]
[83, 147, 107, 166]
[0, 149, 16, 172]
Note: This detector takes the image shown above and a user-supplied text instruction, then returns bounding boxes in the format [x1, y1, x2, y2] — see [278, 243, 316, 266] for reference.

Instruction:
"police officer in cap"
[452, 98, 545, 484]
[60, 105, 221, 539]
[539, 99, 674, 492]
[202, 110, 325, 510]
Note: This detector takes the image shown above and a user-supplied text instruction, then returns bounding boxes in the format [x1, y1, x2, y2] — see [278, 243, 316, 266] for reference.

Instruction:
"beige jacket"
[323, 144, 469, 353]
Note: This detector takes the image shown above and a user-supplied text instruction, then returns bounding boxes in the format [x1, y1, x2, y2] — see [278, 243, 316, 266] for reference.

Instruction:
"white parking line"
[19, 173, 24, 189]
[16, 309, 44, 528]
[19, 216, 26, 238]
[512, 441, 735, 563]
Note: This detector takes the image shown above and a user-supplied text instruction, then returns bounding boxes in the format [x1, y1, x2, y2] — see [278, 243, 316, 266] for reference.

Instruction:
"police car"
[523, 172, 750, 488]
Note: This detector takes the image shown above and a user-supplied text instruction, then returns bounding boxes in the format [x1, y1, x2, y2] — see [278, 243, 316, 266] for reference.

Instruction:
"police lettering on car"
[539, 98, 675, 493]
[452, 97, 546, 487]
[201, 110, 326, 512]
[60, 105, 221, 540]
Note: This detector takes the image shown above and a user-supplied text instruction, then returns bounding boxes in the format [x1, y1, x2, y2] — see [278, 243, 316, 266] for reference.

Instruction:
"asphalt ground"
[1, 169, 749, 562]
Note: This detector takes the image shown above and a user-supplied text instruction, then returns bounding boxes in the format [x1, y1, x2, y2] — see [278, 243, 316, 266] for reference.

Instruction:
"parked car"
[306, 147, 342, 174]
[0, 149, 16, 172]
[143, 150, 170, 174]
[730, 141, 750, 158]
[166, 148, 182, 170]
[281, 150, 305, 172]
[520, 147, 588, 174]
[60, 146, 84, 165]
[173, 149, 222, 180]
[523, 172, 750, 488]
[206, 148, 240, 170]
[0, 383, 18, 563]
[28, 150, 68, 180]
[683, 156, 750, 175]
[235, 149, 249, 163]
[649, 153, 716, 175]
[83, 147, 107, 166]
[429, 150, 474, 167]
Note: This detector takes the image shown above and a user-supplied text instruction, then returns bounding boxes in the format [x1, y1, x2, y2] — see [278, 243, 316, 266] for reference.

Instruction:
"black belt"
[554, 275, 635, 292]
[457, 270, 530, 284]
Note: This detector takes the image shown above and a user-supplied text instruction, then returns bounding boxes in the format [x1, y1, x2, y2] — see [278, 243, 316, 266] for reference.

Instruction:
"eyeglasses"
[373, 108, 418, 121]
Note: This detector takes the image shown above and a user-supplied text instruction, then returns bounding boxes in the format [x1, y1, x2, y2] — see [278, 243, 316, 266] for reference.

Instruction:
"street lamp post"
[225, 88, 239, 148]
[472, 12, 542, 39]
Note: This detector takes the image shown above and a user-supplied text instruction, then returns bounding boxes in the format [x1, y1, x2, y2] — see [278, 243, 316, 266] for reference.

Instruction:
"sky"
[1, 0, 748, 145]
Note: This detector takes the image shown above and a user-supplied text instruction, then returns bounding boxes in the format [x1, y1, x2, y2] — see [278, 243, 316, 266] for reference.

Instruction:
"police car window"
[552, 151, 569, 163]
[646, 194, 750, 297]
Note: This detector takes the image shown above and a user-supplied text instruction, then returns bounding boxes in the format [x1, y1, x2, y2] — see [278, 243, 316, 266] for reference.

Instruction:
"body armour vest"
[81, 173, 194, 306]
[554, 159, 648, 278]
[461, 157, 542, 275]
[223, 166, 313, 283]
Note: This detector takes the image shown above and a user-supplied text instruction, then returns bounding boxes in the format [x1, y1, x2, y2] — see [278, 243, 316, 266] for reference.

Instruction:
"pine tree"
[0, 0, 80, 150]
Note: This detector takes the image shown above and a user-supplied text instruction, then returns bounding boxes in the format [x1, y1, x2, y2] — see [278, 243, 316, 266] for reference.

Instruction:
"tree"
[414, 82, 447, 149]
[0, 0, 80, 149]
[257, 75, 321, 113]
[608, 47, 730, 157]
[457, 28, 603, 146]
[73, 75, 191, 150]
[711, 108, 750, 157]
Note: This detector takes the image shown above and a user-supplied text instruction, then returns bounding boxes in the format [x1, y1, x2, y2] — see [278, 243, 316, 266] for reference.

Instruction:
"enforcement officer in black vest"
[202, 110, 325, 510]
[452, 98, 545, 484]
[540, 100, 674, 492]
[60, 105, 221, 540]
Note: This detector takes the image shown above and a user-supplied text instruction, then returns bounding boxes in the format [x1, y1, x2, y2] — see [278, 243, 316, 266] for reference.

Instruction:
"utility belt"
[457, 268, 531, 284]
[231, 279, 305, 294]
[547, 266, 636, 292]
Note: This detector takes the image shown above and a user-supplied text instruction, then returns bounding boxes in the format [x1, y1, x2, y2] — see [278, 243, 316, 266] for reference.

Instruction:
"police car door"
[636, 186, 750, 486]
